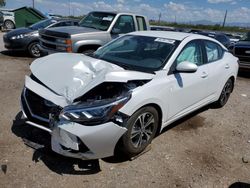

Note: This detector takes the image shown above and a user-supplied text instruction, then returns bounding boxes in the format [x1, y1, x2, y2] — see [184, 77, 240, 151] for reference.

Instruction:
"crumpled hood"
[30, 53, 154, 103]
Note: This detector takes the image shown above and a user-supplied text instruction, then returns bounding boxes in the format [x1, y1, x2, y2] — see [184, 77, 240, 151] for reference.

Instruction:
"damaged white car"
[21, 31, 239, 159]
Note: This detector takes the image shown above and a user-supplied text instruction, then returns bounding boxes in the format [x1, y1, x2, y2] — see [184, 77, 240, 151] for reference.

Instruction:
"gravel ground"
[0, 32, 250, 188]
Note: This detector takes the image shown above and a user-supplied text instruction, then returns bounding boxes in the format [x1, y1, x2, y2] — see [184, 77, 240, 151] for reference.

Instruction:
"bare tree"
[0, 0, 6, 7]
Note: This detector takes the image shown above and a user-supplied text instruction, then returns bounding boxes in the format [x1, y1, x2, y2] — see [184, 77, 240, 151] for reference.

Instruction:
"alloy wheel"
[130, 112, 155, 148]
[220, 80, 233, 105]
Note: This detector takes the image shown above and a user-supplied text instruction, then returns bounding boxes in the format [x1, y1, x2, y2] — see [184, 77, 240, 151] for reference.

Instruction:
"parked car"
[0, 11, 3, 28]
[1, 11, 15, 30]
[39, 11, 149, 54]
[226, 33, 241, 44]
[229, 31, 250, 70]
[20, 31, 238, 159]
[196, 32, 231, 48]
[3, 18, 79, 57]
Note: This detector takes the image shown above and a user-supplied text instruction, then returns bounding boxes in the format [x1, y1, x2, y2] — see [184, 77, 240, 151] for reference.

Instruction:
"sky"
[3, 0, 250, 24]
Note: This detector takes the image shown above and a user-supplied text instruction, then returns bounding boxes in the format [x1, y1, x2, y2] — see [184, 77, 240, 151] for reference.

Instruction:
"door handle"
[225, 64, 230, 69]
[201, 72, 208, 78]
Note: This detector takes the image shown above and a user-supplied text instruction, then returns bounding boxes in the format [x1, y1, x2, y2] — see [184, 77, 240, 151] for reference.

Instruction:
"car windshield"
[79, 12, 116, 31]
[93, 35, 179, 72]
[29, 19, 57, 30]
[240, 32, 250, 41]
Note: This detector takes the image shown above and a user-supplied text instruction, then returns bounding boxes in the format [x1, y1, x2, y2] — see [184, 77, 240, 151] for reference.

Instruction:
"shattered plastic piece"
[1, 164, 7, 174]
[241, 94, 247, 97]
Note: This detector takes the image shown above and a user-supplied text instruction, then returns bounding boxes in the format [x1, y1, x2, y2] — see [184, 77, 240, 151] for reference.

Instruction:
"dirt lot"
[0, 32, 250, 188]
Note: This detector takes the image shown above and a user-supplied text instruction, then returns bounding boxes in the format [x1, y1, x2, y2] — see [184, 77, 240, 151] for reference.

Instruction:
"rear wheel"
[121, 106, 159, 157]
[4, 20, 15, 30]
[28, 42, 41, 58]
[214, 78, 233, 107]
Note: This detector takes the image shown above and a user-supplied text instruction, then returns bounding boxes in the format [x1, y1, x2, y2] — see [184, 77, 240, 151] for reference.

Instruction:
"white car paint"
[21, 31, 239, 159]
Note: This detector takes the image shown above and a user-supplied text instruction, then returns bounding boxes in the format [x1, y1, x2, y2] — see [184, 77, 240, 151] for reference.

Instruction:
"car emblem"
[246, 50, 250, 54]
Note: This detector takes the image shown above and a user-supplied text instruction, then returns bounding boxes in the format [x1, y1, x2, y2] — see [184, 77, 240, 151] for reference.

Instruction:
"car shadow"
[0, 50, 31, 58]
[11, 112, 101, 175]
[228, 182, 250, 188]
[238, 70, 250, 79]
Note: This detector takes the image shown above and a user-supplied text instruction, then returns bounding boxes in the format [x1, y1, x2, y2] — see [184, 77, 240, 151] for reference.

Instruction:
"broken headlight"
[59, 94, 131, 125]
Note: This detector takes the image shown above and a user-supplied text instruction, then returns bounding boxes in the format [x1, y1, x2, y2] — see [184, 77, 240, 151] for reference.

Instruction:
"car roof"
[52, 18, 79, 22]
[88, 11, 146, 17]
[130, 31, 197, 41]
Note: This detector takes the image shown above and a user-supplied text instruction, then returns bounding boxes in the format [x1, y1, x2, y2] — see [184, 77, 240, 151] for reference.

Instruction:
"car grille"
[39, 29, 70, 51]
[235, 46, 250, 57]
[22, 88, 62, 126]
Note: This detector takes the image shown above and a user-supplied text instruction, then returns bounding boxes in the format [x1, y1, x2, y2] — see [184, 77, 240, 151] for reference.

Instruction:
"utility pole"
[32, 0, 34, 8]
[158, 13, 161, 24]
[222, 10, 227, 28]
[68, 0, 71, 16]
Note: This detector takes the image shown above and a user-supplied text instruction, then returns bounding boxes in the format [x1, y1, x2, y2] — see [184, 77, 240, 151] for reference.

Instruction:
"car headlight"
[59, 94, 131, 125]
[11, 34, 25, 40]
[11, 32, 38, 40]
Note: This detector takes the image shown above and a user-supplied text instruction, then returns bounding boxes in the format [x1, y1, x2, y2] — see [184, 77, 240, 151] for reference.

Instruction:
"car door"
[167, 40, 212, 120]
[203, 40, 230, 96]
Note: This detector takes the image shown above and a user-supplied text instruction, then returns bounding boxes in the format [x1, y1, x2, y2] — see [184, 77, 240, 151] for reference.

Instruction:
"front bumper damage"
[21, 76, 127, 160]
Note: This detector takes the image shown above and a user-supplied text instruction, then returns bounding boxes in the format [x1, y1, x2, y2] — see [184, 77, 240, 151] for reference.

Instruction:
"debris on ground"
[1, 164, 7, 174]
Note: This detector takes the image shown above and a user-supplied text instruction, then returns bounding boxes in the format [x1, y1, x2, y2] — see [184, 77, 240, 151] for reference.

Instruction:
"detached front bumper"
[20, 77, 128, 160]
[21, 104, 127, 160]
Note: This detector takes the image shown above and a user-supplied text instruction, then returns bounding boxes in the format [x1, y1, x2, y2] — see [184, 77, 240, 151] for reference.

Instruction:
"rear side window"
[204, 41, 224, 63]
[136, 16, 147, 31]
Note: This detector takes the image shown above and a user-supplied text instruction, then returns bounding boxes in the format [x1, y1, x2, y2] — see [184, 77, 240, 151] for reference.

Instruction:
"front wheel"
[121, 106, 159, 157]
[28, 42, 41, 58]
[214, 79, 233, 107]
[4, 20, 15, 30]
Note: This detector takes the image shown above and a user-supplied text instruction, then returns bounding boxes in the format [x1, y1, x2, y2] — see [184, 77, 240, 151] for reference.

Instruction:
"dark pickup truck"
[229, 32, 250, 70]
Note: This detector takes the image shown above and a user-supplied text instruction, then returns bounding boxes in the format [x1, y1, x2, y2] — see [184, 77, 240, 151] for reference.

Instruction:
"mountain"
[190, 20, 250, 28]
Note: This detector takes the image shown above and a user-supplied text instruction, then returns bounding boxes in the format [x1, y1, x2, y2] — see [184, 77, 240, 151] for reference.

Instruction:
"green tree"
[0, 0, 6, 7]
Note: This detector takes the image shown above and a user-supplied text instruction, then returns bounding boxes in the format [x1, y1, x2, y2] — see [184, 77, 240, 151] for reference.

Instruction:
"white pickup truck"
[39, 11, 150, 54]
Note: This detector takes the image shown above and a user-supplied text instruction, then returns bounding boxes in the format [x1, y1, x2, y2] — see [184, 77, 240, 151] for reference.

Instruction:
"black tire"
[121, 106, 159, 157]
[80, 49, 96, 55]
[214, 78, 233, 108]
[28, 42, 41, 58]
[4, 20, 15, 30]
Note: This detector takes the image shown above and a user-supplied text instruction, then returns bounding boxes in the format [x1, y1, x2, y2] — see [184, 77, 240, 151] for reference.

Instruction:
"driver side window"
[176, 41, 203, 66]
[112, 15, 135, 34]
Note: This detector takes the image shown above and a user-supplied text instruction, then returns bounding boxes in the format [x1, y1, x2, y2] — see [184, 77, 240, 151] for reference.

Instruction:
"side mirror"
[111, 28, 121, 35]
[176, 61, 198, 73]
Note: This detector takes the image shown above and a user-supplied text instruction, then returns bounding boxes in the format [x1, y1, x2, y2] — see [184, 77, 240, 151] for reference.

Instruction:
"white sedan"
[20, 31, 239, 159]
